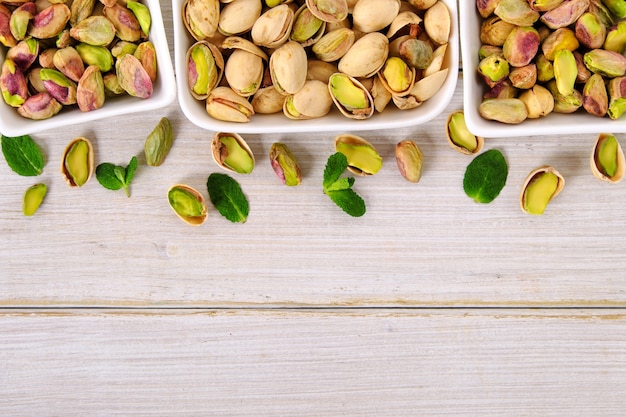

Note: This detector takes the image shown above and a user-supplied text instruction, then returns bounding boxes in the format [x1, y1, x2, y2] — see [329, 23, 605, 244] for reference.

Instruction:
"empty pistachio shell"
[306, 59, 338, 83]
[28, 4, 70, 39]
[305, 0, 349, 23]
[328, 72, 374, 119]
[479, 98, 528, 124]
[1, 59, 28, 107]
[40, 68, 77, 105]
[409, 67, 449, 102]
[23, 183, 47, 216]
[186, 41, 223, 100]
[69, 15, 116, 45]
[387, 11, 422, 39]
[219, 0, 262, 36]
[251, 3, 294, 48]
[270, 41, 308, 95]
[520, 166, 565, 215]
[183, 0, 219, 40]
[115, 53, 153, 98]
[591, 133, 625, 183]
[104, 3, 142, 42]
[269, 142, 302, 186]
[145, 117, 174, 167]
[370, 76, 392, 112]
[17, 92, 62, 119]
[206, 86, 255, 122]
[518, 84, 555, 118]
[423, 1, 450, 45]
[53, 46, 85, 82]
[126, 0, 151, 37]
[423, 43, 448, 77]
[352, 0, 400, 33]
[211, 132, 255, 174]
[338, 32, 389, 78]
[61, 137, 94, 187]
[395, 139, 423, 183]
[446, 111, 484, 155]
[77, 64, 105, 112]
[168, 184, 208, 226]
[284, 79, 333, 119]
[335, 134, 382, 176]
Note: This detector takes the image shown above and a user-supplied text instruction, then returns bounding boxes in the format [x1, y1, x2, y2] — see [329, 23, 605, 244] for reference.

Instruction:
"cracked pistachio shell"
[104, 3, 142, 42]
[134, 41, 157, 82]
[28, 4, 70, 39]
[1, 59, 28, 107]
[312, 27, 354, 62]
[540, 0, 590, 29]
[206, 86, 255, 122]
[17, 92, 62, 119]
[424, 1, 450, 45]
[378, 56, 415, 96]
[69, 15, 116, 45]
[1, 4, 17, 47]
[270, 142, 302, 186]
[480, 16, 516, 47]
[270, 41, 308, 95]
[9, 2, 36, 41]
[328, 72, 374, 119]
[251, 86, 285, 114]
[479, 98, 529, 124]
[23, 183, 47, 216]
[186, 40, 223, 100]
[40, 67, 77, 105]
[145, 117, 174, 167]
[183, 0, 219, 40]
[211, 132, 255, 174]
[446, 111, 483, 155]
[338, 32, 389, 78]
[423, 43, 448, 77]
[7, 38, 39, 72]
[77, 65, 104, 111]
[115, 53, 153, 98]
[251, 3, 294, 48]
[76, 43, 114, 72]
[53, 46, 85, 82]
[370, 76, 392, 112]
[395, 139, 423, 183]
[591, 133, 625, 183]
[61, 137, 94, 187]
[290, 4, 325, 46]
[283, 79, 332, 119]
[126, 0, 151, 37]
[221, 36, 268, 60]
[70, 0, 95, 26]
[409, 67, 448, 102]
[575, 12, 606, 49]
[168, 184, 208, 226]
[305, 0, 348, 23]
[503, 26, 540, 68]
[495, 0, 540, 26]
[352, 0, 400, 33]
[518, 84, 555, 118]
[583, 72, 608, 117]
[219, 0, 262, 36]
[387, 11, 422, 39]
[334, 134, 382, 176]
[520, 166, 565, 215]
[224, 49, 264, 97]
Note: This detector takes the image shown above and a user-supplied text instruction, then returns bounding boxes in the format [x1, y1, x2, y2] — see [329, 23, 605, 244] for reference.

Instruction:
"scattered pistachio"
[211, 132, 255, 174]
[591, 133, 625, 183]
[269, 142, 302, 186]
[144, 117, 174, 167]
[168, 184, 208, 226]
[395, 139, 423, 183]
[23, 183, 47, 216]
[61, 137, 94, 187]
[520, 166, 565, 215]
[446, 111, 484, 155]
[334, 134, 382, 176]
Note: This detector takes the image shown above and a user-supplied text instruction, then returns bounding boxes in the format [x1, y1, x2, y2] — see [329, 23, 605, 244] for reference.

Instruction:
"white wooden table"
[2, 1, 626, 415]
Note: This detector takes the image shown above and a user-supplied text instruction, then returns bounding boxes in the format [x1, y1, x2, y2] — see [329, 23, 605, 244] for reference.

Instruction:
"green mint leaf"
[1, 134, 44, 176]
[323, 152, 348, 190]
[326, 189, 366, 217]
[96, 163, 124, 191]
[113, 166, 126, 184]
[463, 149, 508, 204]
[125, 156, 138, 184]
[206, 172, 249, 223]
[324, 177, 354, 192]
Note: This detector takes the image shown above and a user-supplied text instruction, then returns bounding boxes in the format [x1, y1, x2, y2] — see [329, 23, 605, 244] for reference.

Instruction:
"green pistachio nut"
[584, 49, 626, 78]
[111, 41, 138, 58]
[604, 21, 626, 52]
[328, 72, 371, 116]
[540, 0, 589, 29]
[53, 46, 85, 82]
[76, 43, 114, 72]
[212, 132, 255, 174]
[536, 54, 555, 82]
[168, 185, 207, 226]
[575, 12, 606, 49]
[503, 25, 540, 67]
[494, 0, 540, 26]
[398, 38, 433, 69]
[546, 79, 583, 113]
[334, 134, 382, 176]
[269, 142, 302, 186]
[76, 65, 105, 112]
[479, 98, 528, 124]
[69, 15, 116, 46]
[553, 49, 577, 96]
[17, 92, 62, 119]
[528, 0, 565, 12]
[395, 139, 423, 183]
[144, 117, 174, 167]
[583, 73, 608, 117]
[23, 183, 47, 216]
[603, 0, 626, 18]
[10, 2, 36, 41]
[103, 73, 125, 95]
[28, 4, 70, 39]
[291, 6, 324, 44]
[478, 54, 510, 87]
[6, 38, 40, 72]
[541, 27, 579, 61]
[103, 3, 142, 42]
[588, 0, 615, 28]
[40, 68, 77, 105]
[608, 98, 626, 119]
[126, 0, 152, 37]
[595, 134, 619, 177]
[1, 59, 28, 107]
[115, 53, 153, 98]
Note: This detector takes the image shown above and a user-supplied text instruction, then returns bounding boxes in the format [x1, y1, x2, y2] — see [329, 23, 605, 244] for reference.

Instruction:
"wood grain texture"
[1, 309, 625, 416]
[1, 2, 626, 307]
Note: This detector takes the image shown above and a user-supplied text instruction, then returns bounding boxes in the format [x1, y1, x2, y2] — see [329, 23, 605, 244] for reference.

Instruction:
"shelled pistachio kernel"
[269, 142, 301, 186]
[520, 166, 565, 215]
[168, 184, 208, 226]
[334, 133, 382, 176]
[61, 137, 94, 187]
[395, 139, 423, 183]
[446, 110, 483, 155]
[144, 117, 174, 166]
[23, 183, 47, 216]
[211, 132, 255, 174]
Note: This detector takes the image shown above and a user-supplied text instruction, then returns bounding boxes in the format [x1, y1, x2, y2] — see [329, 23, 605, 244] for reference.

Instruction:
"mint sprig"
[323, 152, 366, 217]
[95, 156, 138, 197]
[1, 134, 44, 176]
[206, 172, 249, 223]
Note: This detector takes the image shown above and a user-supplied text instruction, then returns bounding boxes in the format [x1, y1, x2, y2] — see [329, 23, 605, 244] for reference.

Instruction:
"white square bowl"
[0, 0, 176, 137]
[173, 0, 459, 133]
[460, 2, 626, 138]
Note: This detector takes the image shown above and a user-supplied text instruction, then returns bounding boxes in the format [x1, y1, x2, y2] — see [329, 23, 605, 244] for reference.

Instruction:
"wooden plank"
[1, 309, 625, 416]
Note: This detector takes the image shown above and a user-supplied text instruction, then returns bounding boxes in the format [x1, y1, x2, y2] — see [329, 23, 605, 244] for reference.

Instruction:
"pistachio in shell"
[312, 27, 355, 62]
[328, 72, 374, 119]
[378, 56, 415, 97]
[224, 49, 264, 97]
[211, 132, 255, 174]
[206, 86, 255, 122]
[520, 166, 565, 215]
[61, 137, 94, 187]
[395, 139, 423, 183]
[423, 0, 451, 45]
[283, 79, 333, 119]
[335, 133, 382, 176]
[305, 0, 349, 23]
[338, 32, 389, 78]
[183, 0, 220, 40]
[186, 40, 223, 100]
[290, 4, 325, 46]
[269, 41, 308, 95]
[251, 86, 285, 114]
[590, 133, 625, 183]
[218, 0, 262, 36]
[446, 111, 484, 155]
[351, 0, 400, 34]
[168, 184, 208, 226]
[251, 3, 294, 48]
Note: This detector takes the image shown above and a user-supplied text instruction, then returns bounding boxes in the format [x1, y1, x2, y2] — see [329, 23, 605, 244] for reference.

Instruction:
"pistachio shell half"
[168, 184, 208, 226]
[520, 165, 565, 215]
[211, 132, 255, 174]
[590, 133, 625, 183]
[334, 133, 382, 176]
[61, 137, 94, 187]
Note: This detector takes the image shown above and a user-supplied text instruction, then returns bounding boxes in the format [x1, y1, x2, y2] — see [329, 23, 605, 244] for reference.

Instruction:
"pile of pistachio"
[0, 0, 156, 120]
[477, 0, 626, 124]
[183, 0, 452, 122]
